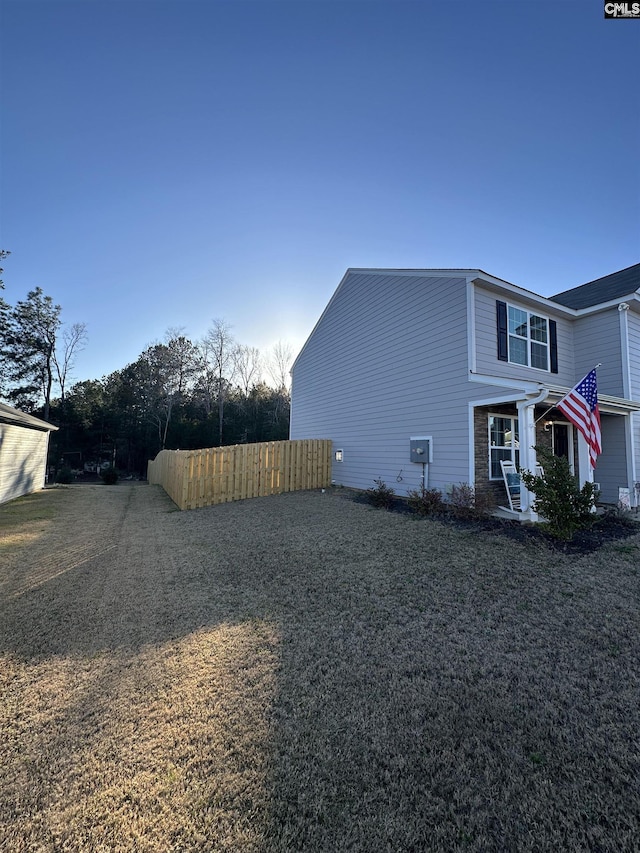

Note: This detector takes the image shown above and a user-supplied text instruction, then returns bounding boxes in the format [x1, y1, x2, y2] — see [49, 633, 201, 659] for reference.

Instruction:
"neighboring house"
[0, 402, 58, 505]
[290, 264, 640, 519]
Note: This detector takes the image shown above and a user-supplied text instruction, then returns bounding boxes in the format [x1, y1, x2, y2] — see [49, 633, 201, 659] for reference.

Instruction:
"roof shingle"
[550, 263, 640, 309]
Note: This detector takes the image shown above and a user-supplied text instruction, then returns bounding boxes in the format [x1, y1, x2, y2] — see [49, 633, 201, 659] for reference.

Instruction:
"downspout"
[517, 387, 549, 518]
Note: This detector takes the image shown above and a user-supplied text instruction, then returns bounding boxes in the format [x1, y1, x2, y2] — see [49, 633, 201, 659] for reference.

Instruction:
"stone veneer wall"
[474, 404, 555, 509]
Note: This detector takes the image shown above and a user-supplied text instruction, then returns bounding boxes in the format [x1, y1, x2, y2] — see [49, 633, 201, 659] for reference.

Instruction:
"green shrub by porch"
[520, 447, 598, 541]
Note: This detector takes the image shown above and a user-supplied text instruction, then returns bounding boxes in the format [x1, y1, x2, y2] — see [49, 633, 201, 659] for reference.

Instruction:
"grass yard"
[1, 483, 639, 852]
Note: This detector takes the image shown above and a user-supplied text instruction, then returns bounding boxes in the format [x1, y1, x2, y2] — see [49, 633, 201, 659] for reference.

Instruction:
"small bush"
[599, 504, 638, 529]
[449, 483, 479, 518]
[56, 467, 74, 484]
[520, 447, 597, 541]
[444, 483, 493, 519]
[100, 467, 119, 485]
[407, 486, 444, 516]
[366, 478, 396, 509]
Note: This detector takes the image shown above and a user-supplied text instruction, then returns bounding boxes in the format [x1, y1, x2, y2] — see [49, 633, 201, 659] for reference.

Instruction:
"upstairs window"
[497, 301, 557, 373]
[508, 306, 548, 370]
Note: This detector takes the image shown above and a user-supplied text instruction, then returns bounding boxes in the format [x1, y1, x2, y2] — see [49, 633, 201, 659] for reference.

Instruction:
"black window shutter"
[496, 300, 508, 361]
[549, 319, 558, 373]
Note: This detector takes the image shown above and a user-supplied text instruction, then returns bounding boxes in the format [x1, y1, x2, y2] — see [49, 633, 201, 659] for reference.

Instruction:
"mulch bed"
[350, 491, 640, 554]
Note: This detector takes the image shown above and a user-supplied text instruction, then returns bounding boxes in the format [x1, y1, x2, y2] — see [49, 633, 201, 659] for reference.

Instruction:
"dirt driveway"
[1, 482, 640, 853]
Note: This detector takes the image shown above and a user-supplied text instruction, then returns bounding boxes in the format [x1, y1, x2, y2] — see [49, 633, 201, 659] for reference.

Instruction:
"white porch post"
[517, 388, 548, 521]
[624, 413, 637, 508]
[517, 400, 537, 520]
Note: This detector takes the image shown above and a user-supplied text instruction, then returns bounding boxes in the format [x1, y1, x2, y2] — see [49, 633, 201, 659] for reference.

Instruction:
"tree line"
[0, 265, 293, 476]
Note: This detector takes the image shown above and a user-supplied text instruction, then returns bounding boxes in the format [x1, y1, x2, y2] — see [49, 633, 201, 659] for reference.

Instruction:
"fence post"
[180, 452, 189, 510]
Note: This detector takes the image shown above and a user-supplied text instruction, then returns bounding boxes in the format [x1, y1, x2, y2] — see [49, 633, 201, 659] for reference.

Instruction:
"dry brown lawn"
[1, 483, 639, 852]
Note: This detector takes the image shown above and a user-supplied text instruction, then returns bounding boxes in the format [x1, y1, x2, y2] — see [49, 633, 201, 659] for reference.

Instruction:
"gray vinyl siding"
[573, 309, 624, 397]
[473, 285, 575, 385]
[628, 312, 640, 501]
[291, 273, 474, 496]
[0, 423, 50, 504]
[595, 415, 628, 504]
[629, 312, 640, 400]
[573, 310, 630, 502]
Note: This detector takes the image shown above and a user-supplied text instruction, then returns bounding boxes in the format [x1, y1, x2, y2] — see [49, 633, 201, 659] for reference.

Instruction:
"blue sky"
[1, 0, 638, 384]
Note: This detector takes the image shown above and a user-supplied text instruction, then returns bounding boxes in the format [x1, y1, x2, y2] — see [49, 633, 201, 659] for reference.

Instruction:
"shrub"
[449, 482, 475, 516]
[445, 483, 493, 519]
[366, 478, 396, 509]
[447, 483, 479, 518]
[599, 504, 638, 529]
[56, 467, 74, 484]
[520, 447, 598, 541]
[407, 486, 444, 516]
[100, 467, 119, 485]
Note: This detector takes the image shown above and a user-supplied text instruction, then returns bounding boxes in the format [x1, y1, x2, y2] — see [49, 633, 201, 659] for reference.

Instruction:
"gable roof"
[550, 263, 640, 309]
[0, 401, 58, 431]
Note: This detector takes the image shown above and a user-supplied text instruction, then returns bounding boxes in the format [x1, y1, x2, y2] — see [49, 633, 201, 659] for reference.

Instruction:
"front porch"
[472, 390, 639, 521]
[474, 402, 562, 521]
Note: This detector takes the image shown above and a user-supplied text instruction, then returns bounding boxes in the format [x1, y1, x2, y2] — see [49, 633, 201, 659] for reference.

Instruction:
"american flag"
[557, 369, 602, 469]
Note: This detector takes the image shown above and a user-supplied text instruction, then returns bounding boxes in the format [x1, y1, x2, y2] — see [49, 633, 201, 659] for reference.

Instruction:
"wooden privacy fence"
[147, 439, 332, 510]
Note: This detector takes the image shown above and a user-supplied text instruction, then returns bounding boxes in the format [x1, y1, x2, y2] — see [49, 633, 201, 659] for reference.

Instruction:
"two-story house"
[289, 264, 640, 518]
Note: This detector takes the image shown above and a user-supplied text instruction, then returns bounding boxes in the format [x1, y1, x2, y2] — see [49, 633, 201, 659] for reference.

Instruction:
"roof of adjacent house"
[0, 401, 58, 431]
[550, 263, 640, 309]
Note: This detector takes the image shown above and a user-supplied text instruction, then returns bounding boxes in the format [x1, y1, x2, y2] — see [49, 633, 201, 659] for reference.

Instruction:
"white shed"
[0, 402, 58, 505]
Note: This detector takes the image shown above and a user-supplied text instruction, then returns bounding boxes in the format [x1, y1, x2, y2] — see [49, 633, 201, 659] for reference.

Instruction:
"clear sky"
[1, 0, 638, 384]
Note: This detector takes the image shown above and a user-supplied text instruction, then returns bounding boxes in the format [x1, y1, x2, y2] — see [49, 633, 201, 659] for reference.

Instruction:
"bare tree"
[267, 340, 294, 391]
[234, 344, 262, 396]
[201, 319, 236, 445]
[53, 322, 88, 407]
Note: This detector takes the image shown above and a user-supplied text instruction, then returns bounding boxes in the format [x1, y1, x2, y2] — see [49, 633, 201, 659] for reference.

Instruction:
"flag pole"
[533, 364, 601, 425]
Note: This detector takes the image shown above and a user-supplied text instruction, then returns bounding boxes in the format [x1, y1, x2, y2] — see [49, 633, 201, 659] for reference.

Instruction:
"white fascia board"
[587, 397, 640, 414]
[574, 292, 640, 317]
[468, 371, 543, 394]
[471, 274, 639, 319]
[543, 385, 640, 413]
[347, 267, 482, 279]
[471, 274, 576, 317]
[0, 407, 58, 431]
[470, 392, 531, 408]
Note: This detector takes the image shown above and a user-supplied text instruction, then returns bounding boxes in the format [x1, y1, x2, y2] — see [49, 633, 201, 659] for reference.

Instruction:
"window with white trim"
[507, 306, 549, 370]
[489, 415, 519, 480]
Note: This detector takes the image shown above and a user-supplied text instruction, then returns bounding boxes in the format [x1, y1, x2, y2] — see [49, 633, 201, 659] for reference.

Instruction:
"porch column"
[516, 400, 537, 519]
[517, 388, 548, 521]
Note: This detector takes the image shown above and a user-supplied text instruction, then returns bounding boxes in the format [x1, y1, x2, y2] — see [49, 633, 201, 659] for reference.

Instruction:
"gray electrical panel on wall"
[410, 438, 431, 464]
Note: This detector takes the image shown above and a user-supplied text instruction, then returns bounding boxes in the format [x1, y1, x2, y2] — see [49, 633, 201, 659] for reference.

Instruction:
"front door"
[552, 422, 574, 473]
